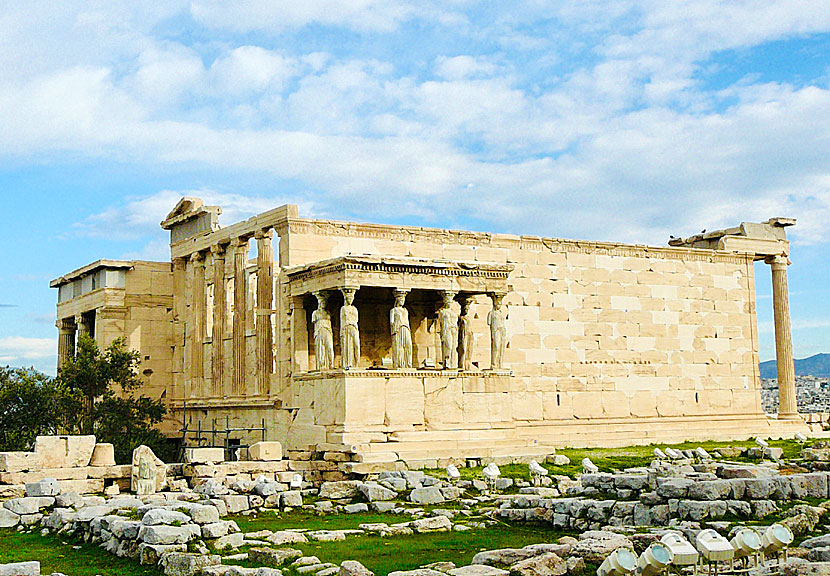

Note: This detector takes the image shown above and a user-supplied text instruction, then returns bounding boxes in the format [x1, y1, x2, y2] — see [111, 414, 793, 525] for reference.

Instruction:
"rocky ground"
[8, 444, 830, 576]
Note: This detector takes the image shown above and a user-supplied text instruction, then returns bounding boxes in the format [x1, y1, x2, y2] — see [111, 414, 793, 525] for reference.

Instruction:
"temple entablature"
[669, 217, 795, 260]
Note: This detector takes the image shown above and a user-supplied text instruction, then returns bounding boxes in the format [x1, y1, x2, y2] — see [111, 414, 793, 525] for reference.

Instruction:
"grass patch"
[0, 529, 162, 576]
[231, 509, 414, 533]
[230, 522, 562, 575]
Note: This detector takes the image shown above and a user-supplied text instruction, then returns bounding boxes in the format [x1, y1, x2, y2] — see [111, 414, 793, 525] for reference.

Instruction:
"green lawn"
[230, 520, 564, 576]
[232, 509, 416, 533]
[0, 529, 162, 576]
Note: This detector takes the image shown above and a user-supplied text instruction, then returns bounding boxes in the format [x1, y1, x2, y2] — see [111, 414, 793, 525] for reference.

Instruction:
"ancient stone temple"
[52, 198, 808, 468]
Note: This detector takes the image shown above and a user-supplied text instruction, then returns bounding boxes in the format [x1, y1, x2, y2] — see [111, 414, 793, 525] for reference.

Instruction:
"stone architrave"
[312, 292, 334, 370]
[438, 291, 459, 369]
[458, 296, 475, 371]
[390, 289, 413, 369]
[131, 445, 167, 495]
[340, 288, 360, 369]
[487, 293, 507, 370]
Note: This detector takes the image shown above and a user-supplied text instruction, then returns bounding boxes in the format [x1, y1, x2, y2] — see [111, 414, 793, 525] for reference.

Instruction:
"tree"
[0, 366, 69, 451]
[58, 335, 174, 463]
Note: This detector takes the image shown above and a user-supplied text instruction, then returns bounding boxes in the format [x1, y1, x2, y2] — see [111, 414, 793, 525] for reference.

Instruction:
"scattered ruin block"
[34, 435, 96, 468]
[249, 441, 283, 462]
[185, 447, 225, 464]
[89, 443, 116, 467]
[0, 452, 40, 473]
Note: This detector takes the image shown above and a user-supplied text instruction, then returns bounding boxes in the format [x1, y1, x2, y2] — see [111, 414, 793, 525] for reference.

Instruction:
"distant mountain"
[760, 353, 830, 379]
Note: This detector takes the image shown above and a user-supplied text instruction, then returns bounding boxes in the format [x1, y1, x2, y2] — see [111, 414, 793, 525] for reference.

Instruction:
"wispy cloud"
[0, 336, 56, 365]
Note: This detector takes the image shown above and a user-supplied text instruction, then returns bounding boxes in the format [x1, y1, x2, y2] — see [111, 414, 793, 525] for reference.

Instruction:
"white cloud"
[0, 337, 56, 364]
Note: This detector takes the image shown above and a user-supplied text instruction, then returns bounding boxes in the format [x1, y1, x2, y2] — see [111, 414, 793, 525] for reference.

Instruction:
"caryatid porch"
[285, 255, 514, 374]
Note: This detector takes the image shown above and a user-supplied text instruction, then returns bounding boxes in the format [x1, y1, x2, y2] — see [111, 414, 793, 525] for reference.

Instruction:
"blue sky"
[1, 1, 829, 375]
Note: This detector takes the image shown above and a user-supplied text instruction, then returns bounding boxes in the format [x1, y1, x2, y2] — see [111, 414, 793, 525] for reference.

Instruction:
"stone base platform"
[322, 413, 810, 470]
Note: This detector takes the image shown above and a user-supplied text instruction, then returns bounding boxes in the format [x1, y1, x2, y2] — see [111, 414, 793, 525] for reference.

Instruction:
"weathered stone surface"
[0, 561, 40, 576]
[159, 552, 221, 576]
[138, 524, 199, 545]
[688, 480, 731, 501]
[268, 531, 309, 545]
[281, 490, 303, 508]
[509, 553, 566, 576]
[0, 452, 40, 473]
[615, 475, 648, 491]
[339, 560, 374, 576]
[359, 482, 397, 502]
[142, 509, 191, 526]
[89, 443, 116, 467]
[472, 549, 537, 567]
[222, 495, 250, 514]
[790, 474, 829, 500]
[213, 532, 244, 550]
[744, 478, 776, 499]
[656, 478, 692, 499]
[187, 504, 220, 525]
[184, 448, 225, 464]
[808, 549, 830, 563]
[388, 571, 446, 576]
[35, 435, 96, 468]
[24, 477, 60, 497]
[801, 535, 830, 549]
[249, 547, 303, 567]
[409, 487, 445, 505]
[249, 442, 283, 461]
[319, 480, 363, 500]
[138, 543, 187, 566]
[411, 516, 452, 533]
[132, 445, 167, 495]
[0, 508, 20, 528]
[344, 503, 369, 514]
[3, 496, 54, 515]
[449, 566, 509, 576]
[571, 531, 633, 563]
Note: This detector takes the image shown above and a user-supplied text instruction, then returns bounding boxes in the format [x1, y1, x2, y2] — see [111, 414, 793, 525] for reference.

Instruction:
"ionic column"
[232, 236, 249, 396]
[190, 252, 206, 394]
[256, 229, 275, 394]
[75, 314, 89, 345]
[57, 319, 76, 369]
[211, 244, 228, 396]
[767, 255, 798, 418]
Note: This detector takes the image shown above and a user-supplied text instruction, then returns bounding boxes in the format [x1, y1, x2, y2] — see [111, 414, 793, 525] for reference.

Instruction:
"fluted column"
[232, 236, 249, 396]
[190, 252, 206, 394]
[767, 255, 798, 418]
[75, 313, 89, 341]
[57, 319, 76, 369]
[256, 229, 274, 395]
[211, 244, 227, 396]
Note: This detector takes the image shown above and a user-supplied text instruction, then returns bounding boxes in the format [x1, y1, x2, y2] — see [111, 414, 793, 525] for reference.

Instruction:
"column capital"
[255, 228, 274, 241]
[232, 235, 251, 248]
[190, 251, 206, 265]
[172, 257, 188, 270]
[210, 243, 228, 257]
[765, 254, 790, 268]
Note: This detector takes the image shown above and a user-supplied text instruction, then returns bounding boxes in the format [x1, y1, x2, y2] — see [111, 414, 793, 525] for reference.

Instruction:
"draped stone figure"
[390, 289, 413, 369]
[340, 288, 360, 369]
[438, 291, 459, 369]
[488, 293, 507, 369]
[458, 296, 475, 371]
[312, 291, 334, 370]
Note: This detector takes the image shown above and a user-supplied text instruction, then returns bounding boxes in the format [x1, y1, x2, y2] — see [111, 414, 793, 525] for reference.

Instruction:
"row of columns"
[310, 288, 508, 372]
[56, 312, 93, 368]
[179, 228, 276, 399]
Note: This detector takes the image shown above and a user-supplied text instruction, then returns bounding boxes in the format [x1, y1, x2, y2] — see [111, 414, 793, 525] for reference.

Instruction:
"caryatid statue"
[438, 291, 459, 369]
[340, 287, 360, 369]
[487, 292, 507, 369]
[390, 289, 413, 369]
[458, 296, 475, 371]
[312, 291, 334, 370]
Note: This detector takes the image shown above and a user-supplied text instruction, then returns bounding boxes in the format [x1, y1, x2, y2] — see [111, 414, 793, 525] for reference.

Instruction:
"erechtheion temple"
[51, 199, 808, 469]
